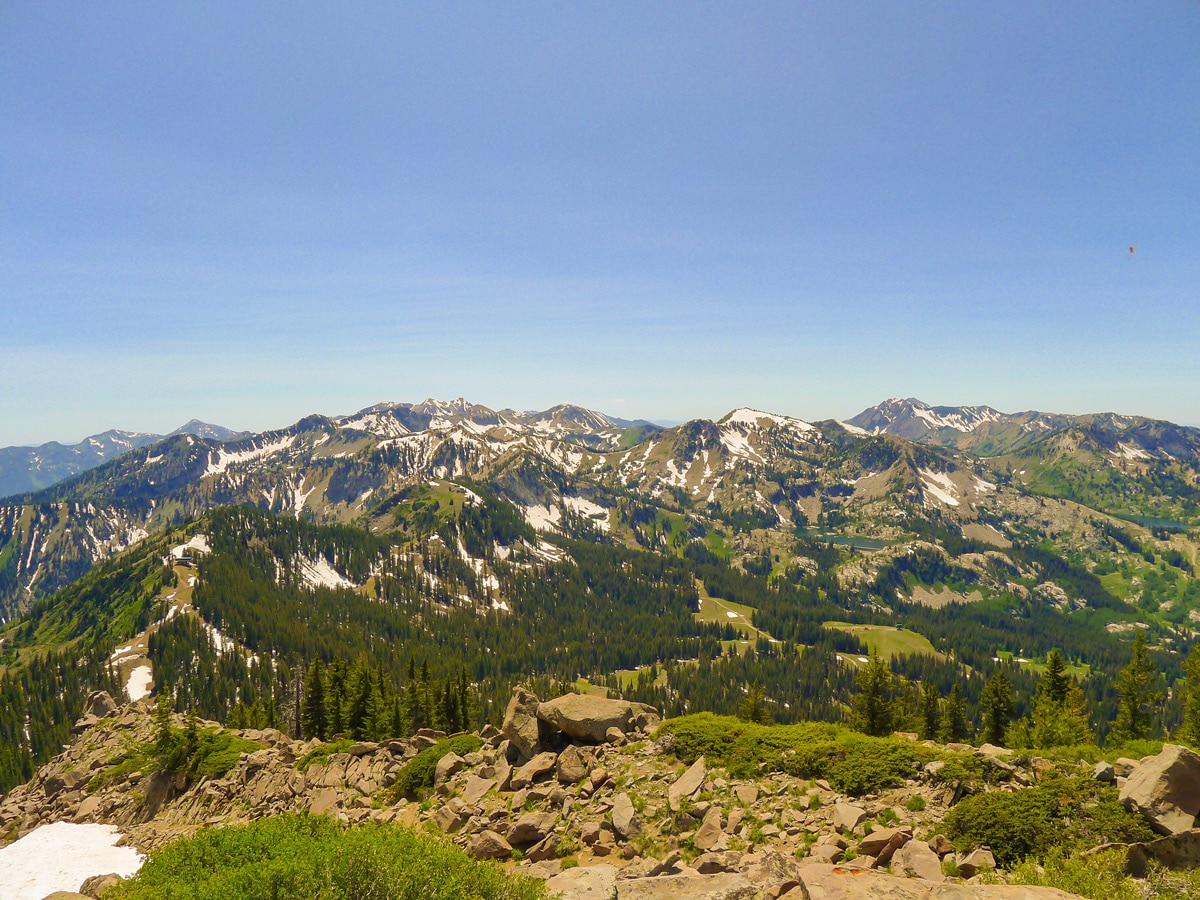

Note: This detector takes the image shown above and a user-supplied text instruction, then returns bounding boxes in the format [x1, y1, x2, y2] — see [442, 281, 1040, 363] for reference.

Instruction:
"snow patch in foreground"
[0, 822, 144, 900]
[126, 664, 153, 701]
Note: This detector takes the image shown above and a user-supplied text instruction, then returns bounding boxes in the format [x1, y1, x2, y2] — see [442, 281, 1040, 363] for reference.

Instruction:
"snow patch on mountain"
[298, 555, 356, 590]
[919, 469, 960, 507]
[523, 504, 562, 532]
[205, 435, 296, 476]
[562, 496, 611, 532]
[171, 534, 211, 559]
[126, 664, 153, 701]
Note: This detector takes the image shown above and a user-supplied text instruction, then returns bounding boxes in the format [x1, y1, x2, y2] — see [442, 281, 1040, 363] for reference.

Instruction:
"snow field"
[0, 822, 144, 900]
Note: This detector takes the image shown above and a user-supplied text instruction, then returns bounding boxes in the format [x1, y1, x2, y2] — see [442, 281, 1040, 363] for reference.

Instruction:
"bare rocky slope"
[6, 690, 1200, 899]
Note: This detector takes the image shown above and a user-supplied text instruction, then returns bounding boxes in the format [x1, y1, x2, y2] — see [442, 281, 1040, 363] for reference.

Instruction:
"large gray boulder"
[1119, 743, 1200, 835]
[536, 693, 660, 743]
[612, 791, 641, 840]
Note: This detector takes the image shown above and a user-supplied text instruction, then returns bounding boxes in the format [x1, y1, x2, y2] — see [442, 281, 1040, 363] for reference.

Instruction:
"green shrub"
[987, 846, 1200, 900]
[905, 795, 926, 812]
[658, 714, 934, 796]
[389, 735, 482, 801]
[942, 776, 1156, 867]
[107, 814, 546, 900]
[190, 729, 264, 778]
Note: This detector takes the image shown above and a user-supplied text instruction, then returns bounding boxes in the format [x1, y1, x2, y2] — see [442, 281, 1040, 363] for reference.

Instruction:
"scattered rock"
[796, 864, 1085, 898]
[669, 757, 707, 810]
[738, 850, 806, 898]
[461, 774, 495, 806]
[832, 804, 868, 833]
[512, 751, 559, 789]
[1119, 744, 1200, 835]
[467, 829, 513, 860]
[929, 835, 955, 857]
[893, 840, 944, 882]
[956, 847, 996, 877]
[79, 873, 124, 897]
[558, 744, 595, 785]
[83, 692, 118, 719]
[612, 791, 641, 840]
[693, 806, 725, 851]
[508, 811, 557, 846]
[434, 751, 465, 786]
[308, 788, 340, 816]
[734, 784, 758, 806]
[1092, 761, 1116, 783]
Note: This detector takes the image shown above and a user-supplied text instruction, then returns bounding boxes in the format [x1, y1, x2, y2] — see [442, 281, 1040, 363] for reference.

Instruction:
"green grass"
[990, 846, 1200, 900]
[824, 622, 943, 661]
[107, 815, 546, 900]
[996, 650, 1090, 679]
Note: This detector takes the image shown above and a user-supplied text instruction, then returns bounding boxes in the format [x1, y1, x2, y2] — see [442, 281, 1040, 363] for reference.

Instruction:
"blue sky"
[1, 3, 1197, 445]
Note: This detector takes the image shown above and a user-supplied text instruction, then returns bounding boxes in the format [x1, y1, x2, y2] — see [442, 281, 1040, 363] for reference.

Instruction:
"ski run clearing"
[0, 822, 144, 900]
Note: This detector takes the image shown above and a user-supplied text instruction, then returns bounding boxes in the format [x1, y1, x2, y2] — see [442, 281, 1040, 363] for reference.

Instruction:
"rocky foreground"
[3, 689, 1200, 899]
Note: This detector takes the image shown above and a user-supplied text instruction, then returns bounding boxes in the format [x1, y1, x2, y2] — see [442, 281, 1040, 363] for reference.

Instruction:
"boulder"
[929, 834, 955, 857]
[796, 865, 1086, 898]
[832, 803, 868, 833]
[467, 829, 512, 860]
[612, 791, 641, 840]
[621, 851, 682, 879]
[893, 840, 944, 882]
[502, 688, 545, 762]
[956, 848, 996, 878]
[734, 784, 759, 806]
[738, 850, 806, 898]
[858, 826, 911, 858]
[461, 775, 495, 806]
[545, 864, 619, 900]
[695, 851, 743, 874]
[434, 752, 465, 786]
[693, 806, 725, 851]
[308, 788, 340, 816]
[508, 811, 557, 846]
[558, 744, 595, 785]
[616, 873, 760, 899]
[1092, 761, 1116, 783]
[668, 757, 707, 810]
[432, 802, 468, 833]
[84, 691, 118, 718]
[1119, 744, 1200, 835]
[79, 873, 124, 897]
[511, 751, 558, 789]
[536, 693, 639, 743]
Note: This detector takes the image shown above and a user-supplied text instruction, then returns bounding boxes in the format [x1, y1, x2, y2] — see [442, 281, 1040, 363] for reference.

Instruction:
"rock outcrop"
[1119, 744, 1200, 835]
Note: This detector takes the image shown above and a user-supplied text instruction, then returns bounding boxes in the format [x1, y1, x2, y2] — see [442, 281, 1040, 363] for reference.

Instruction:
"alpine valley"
[3, 396, 1200, 899]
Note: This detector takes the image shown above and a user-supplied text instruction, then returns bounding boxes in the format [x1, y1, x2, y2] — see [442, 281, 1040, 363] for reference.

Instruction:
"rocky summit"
[10, 689, 1200, 898]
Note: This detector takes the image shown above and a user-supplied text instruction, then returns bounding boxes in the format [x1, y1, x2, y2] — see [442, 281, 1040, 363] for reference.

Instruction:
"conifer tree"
[301, 659, 327, 740]
[939, 683, 968, 743]
[980, 671, 1013, 745]
[1110, 632, 1161, 745]
[851, 651, 894, 737]
[918, 681, 941, 741]
[1179, 644, 1200, 748]
[737, 681, 771, 724]
[326, 659, 348, 737]
[1039, 651, 1070, 707]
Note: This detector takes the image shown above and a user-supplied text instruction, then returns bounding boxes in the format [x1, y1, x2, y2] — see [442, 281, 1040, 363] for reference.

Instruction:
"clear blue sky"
[2, 2, 1197, 445]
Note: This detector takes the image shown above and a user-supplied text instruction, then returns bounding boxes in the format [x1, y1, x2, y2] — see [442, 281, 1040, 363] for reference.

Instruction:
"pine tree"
[1039, 651, 1070, 707]
[851, 651, 894, 737]
[738, 681, 771, 724]
[1110, 632, 1161, 745]
[918, 681, 941, 741]
[1180, 644, 1200, 748]
[326, 659, 348, 737]
[154, 692, 174, 755]
[939, 683, 968, 743]
[1030, 678, 1092, 748]
[300, 659, 327, 740]
[979, 671, 1013, 745]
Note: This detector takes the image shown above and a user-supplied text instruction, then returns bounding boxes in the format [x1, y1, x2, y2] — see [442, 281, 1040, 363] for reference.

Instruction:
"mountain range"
[0, 420, 245, 498]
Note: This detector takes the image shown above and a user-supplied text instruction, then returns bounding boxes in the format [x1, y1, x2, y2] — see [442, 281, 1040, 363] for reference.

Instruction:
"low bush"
[990, 846, 1200, 900]
[658, 714, 936, 796]
[942, 776, 1156, 867]
[107, 814, 546, 900]
[389, 735, 482, 801]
